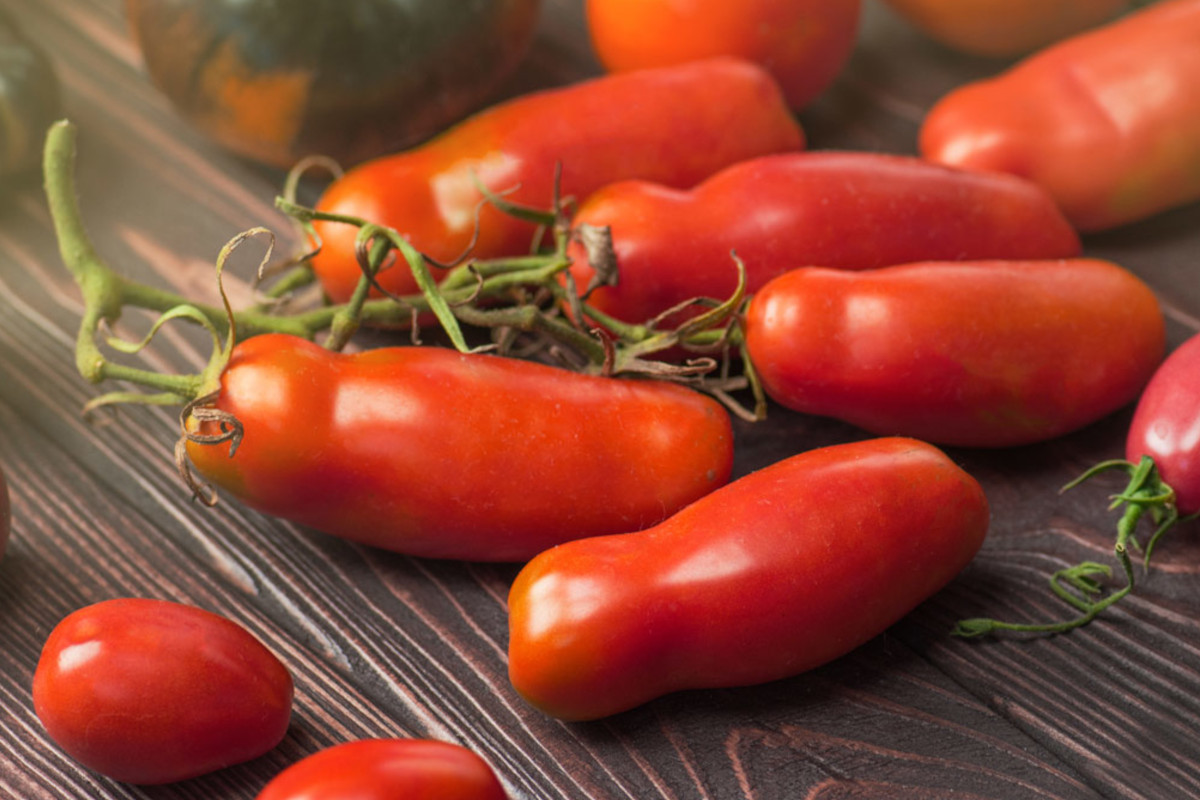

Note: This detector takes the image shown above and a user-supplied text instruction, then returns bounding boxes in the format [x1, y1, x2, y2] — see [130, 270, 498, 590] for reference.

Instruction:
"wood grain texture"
[1, 1, 1198, 798]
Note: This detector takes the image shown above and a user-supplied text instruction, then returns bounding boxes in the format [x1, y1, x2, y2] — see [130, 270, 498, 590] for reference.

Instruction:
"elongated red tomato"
[585, 0, 861, 109]
[568, 151, 1080, 326]
[744, 259, 1164, 447]
[33, 598, 293, 785]
[311, 58, 804, 303]
[1127, 331, 1200, 515]
[256, 739, 508, 800]
[920, 0, 1200, 231]
[184, 334, 732, 561]
[508, 437, 989, 721]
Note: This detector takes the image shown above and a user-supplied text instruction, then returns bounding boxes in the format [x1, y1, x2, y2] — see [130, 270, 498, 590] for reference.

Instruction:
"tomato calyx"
[955, 455, 1195, 637]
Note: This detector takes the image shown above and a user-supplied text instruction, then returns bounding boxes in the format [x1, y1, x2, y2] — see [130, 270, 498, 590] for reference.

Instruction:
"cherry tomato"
[584, 0, 861, 110]
[125, 0, 542, 169]
[255, 739, 508, 800]
[508, 437, 989, 721]
[311, 58, 804, 303]
[568, 151, 1080, 327]
[744, 259, 1164, 448]
[920, 0, 1200, 231]
[880, 0, 1128, 57]
[1127, 331, 1200, 515]
[183, 334, 733, 561]
[33, 598, 293, 785]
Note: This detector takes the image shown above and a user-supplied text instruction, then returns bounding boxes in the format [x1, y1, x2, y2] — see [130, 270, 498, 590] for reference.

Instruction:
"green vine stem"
[953, 456, 1193, 637]
[44, 119, 760, 416]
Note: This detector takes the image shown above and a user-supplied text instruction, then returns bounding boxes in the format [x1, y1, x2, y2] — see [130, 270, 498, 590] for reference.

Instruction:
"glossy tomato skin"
[184, 334, 733, 561]
[1126, 332, 1200, 515]
[33, 598, 293, 785]
[920, 0, 1200, 231]
[568, 151, 1081, 326]
[255, 739, 508, 800]
[311, 58, 804, 303]
[585, 0, 860, 109]
[880, 0, 1127, 57]
[509, 437, 989, 721]
[744, 259, 1164, 448]
[124, 0, 542, 169]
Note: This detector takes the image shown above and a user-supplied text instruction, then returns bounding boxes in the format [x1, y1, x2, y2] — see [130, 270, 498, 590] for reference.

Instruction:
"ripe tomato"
[920, 0, 1200, 231]
[311, 58, 803, 303]
[183, 334, 733, 561]
[33, 598, 293, 785]
[124, 0, 542, 169]
[744, 259, 1164, 448]
[508, 437, 989, 721]
[1127, 331, 1200, 515]
[585, 0, 861, 109]
[568, 151, 1080, 327]
[255, 739, 508, 800]
[880, 0, 1127, 57]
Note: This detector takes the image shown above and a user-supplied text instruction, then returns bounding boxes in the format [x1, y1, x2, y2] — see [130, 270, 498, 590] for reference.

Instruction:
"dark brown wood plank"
[1, 1, 1198, 799]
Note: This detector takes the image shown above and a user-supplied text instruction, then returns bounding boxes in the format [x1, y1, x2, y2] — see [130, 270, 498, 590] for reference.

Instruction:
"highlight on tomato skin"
[507, 437, 989, 722]
[743, 259, 1165, 448]
[310, 57, 805, 303]
[1126, 331, 1200, 516]
[254, 739, 509, 800]
[584, 0, 861, 110]
[32, 598, 293, 785]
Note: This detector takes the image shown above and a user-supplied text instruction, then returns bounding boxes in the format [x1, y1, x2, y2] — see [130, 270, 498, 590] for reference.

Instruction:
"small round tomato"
[585, 0, 860, 110]
[33, 598, 293, 785]
[1126, 331, 1200, 515]
[255, 739, 508, 800]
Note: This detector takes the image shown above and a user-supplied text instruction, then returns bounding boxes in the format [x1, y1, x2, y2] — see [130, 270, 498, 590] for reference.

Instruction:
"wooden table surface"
[2, 2, 1199, 798]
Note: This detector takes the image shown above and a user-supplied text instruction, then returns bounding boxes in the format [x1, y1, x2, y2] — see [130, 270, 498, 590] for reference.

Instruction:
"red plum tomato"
[255, 739, 508, 800]
[310, 57, 804, 303]
[33, 598, 293, 784]
[567, 151, 1081, 329]
[744, 259, 1164, 448]
[508, 437, 989, 721]
[183, 334, 733, 562]
[919, 0, 1200, 231]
